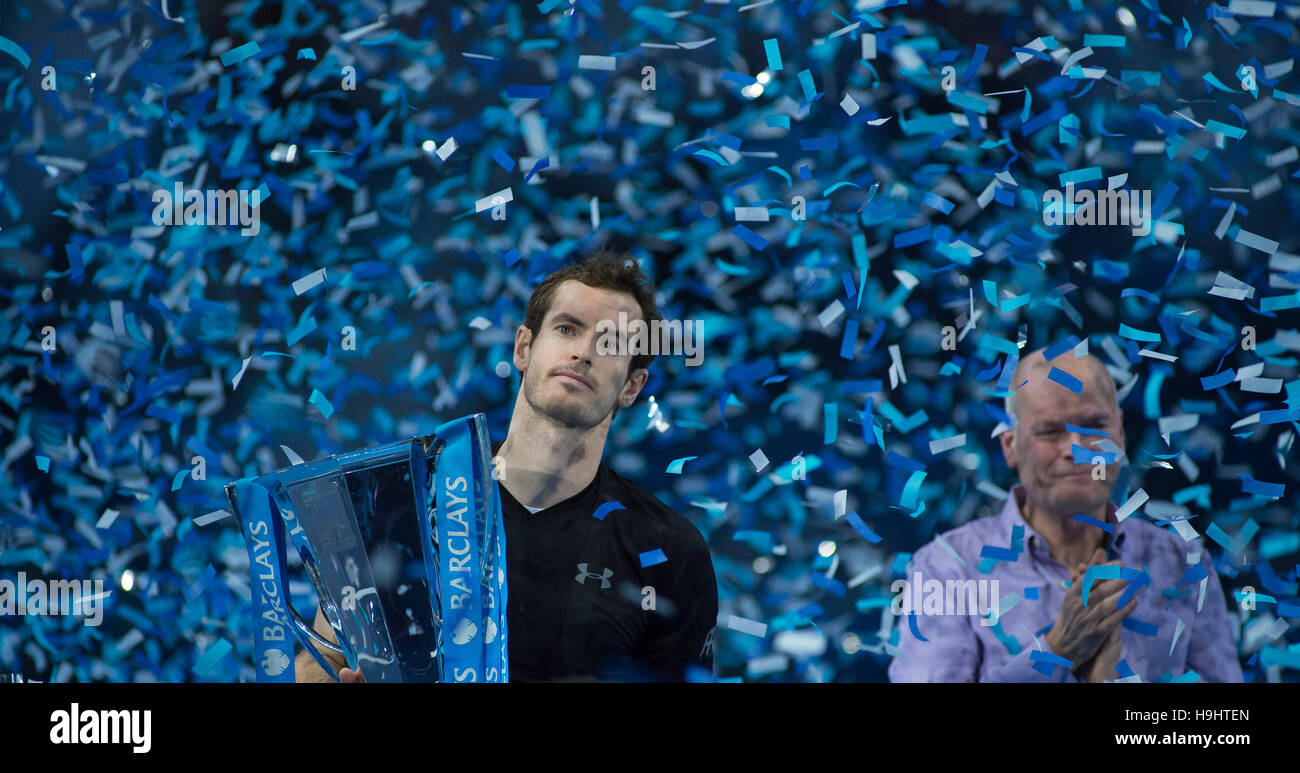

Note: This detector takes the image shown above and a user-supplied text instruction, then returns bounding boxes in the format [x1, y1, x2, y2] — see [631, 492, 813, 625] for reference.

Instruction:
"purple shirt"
[888, 485, 1243, 683]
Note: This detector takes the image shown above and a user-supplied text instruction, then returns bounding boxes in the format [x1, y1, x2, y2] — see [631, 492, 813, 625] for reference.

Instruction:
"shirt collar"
[996, 484, 1127, 563]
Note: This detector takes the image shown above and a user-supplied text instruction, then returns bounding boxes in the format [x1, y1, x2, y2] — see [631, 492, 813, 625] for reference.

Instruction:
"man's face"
[999, 357, 1125, 519]
[513, 280, 647, 429]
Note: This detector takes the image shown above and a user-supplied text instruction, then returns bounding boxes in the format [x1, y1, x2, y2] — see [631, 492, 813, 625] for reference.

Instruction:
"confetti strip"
[928, 433, 966, 455]
[1115, 489, 1150, 522]
[666, 457, 697, 475]
[592, 501, 626, 521]
[1047, 367, 1083, 394]
[727, 616, 768, 638]
[292, 268, 327, 296]
[231, 357, 252, 390]
[308, 389, 334, 419]
[193, 510, 232, 527]
[218, 41, 261, 67]
[0, 35, 31, 69]
[639, 548, 668, 568]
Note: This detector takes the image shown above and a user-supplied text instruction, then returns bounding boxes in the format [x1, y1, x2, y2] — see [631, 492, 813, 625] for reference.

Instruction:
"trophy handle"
[226, 480, 348, 680]
[289, 604, 345, 658]
[290, 546, 350, 665]
[230, 483, 349, 670]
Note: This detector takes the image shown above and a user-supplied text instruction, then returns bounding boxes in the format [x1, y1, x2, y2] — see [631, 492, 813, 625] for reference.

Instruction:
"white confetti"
[340, 18, 389, 42]
[928, 433, 967, 454]
[193, 510, 232, 527]
[1114, 488, 1149, 522]
[847, 563, 881, 588]
[888, 344, 907, 386]
[231, 356, 252, 390]
[110, 300, 126, 338]
[976, 480, 1008, 500]
[818, 299, 845, 328]
[436, 137, 458, 160]
[35, 155, 87, 173]
[475, 187, 514, 212]
[733, 206, 771, 222]
[577, 55, 616, 70]
[745, 654, 790, 676]
[1227, 0, 1276, 16]
[1138, 349, 1178, 362]
[727, 615, 768, 637]
[292, 268, 327, 296]
[1260, 617, 1289, 641]
[1169, 518, 1200, 542]
[934, 533, 967, 566]
[1240, 377, 1283, 393]
[1157, 414, 1198, 435]
[1169, 617, 1186, 655]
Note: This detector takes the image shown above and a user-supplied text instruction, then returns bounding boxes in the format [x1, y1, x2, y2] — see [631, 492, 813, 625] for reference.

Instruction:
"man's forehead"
[547, 280, 641, 320]
[1013, 348, 1107, 386]
[1011, 349, 1116, 409]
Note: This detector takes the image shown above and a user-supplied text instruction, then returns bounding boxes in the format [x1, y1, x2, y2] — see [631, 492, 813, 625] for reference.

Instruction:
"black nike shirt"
[492, 441, 719, 682]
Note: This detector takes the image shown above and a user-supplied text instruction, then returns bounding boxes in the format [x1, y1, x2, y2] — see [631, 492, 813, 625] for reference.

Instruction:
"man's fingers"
[1096, 594, 1139, 630]
[1074, 557, 1124, 586]
[1082, 582, 1142, 624]
[339, 667, 364, 683]
[1080, 578, 1125, 608]
[1099, 587, 1129, 616]
[1065, 575, 1083, 597]
[1077, 559, 1125, 580]
[1101, 595, 1141, 629]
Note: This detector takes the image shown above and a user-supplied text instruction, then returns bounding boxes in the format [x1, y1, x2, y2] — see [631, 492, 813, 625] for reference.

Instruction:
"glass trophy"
[225, 413, 507, 683]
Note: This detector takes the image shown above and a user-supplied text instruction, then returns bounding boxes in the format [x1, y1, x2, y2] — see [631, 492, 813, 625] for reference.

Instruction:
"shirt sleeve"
[888, 543, 1083, 683]
[1184, 549, 1244, 683]
[888, 543, 983, 682]
[638, 523, 719, 682]
[987, 641, 1084, 683]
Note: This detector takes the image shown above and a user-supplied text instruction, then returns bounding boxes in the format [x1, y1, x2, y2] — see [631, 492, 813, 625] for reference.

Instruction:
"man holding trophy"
[275, 250, 719, 683]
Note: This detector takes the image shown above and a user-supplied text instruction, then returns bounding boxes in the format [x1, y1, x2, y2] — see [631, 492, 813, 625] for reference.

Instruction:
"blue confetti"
[1047, 367, 1083, 394]
[639, 549, 667, 568]
[218, 41, 261, 67]
[592, 501, 626, 521]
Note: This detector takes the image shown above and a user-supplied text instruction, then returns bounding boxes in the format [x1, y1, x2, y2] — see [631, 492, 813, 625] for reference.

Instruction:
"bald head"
[1004, 348, 1117, 424]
